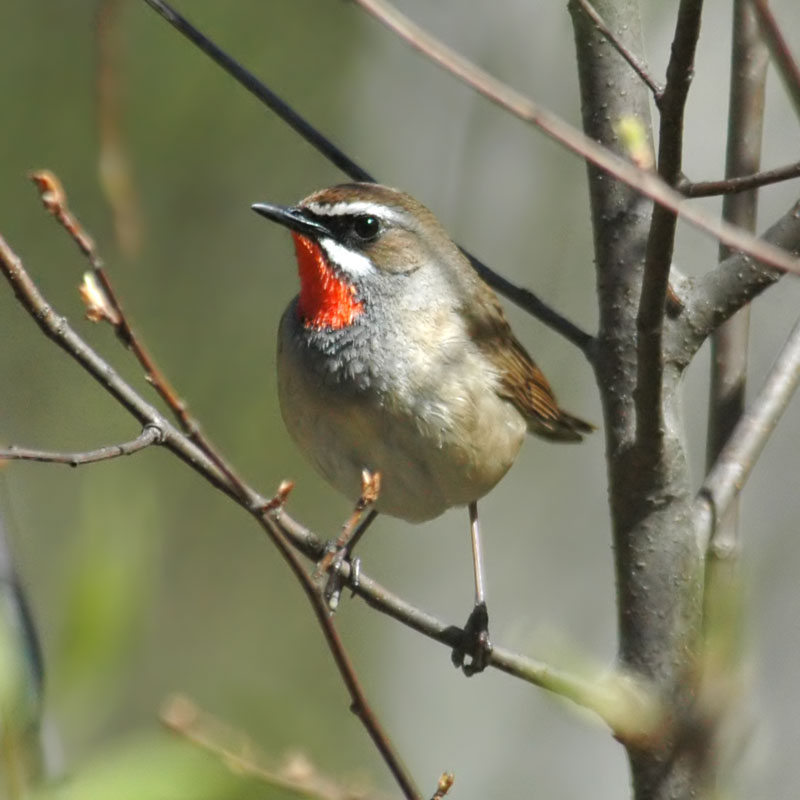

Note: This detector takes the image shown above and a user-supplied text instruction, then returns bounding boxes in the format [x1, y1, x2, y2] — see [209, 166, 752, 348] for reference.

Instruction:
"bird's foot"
[314, 542, 360, 611]
[313, 472, 380, 611]
[451, 601, 492, 676]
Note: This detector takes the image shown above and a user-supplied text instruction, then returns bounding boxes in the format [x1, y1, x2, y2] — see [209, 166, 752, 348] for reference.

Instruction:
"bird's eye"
[352, 215, 380, 241]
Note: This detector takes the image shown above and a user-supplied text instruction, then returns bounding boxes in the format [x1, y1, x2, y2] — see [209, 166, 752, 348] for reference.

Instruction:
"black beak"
[251, 203, 331, 239]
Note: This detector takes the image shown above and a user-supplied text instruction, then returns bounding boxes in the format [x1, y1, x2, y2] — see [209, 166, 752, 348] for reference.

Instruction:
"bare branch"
[247, 520, 421, 799]
[636, 0, 705, 448]
[750, 0, 800, 119]
[705, 0, 768, 562]
[161, 694, 387, 800]
[572, 0, 664, 99]
[349, 0, 798, 275]
[0, 232, 235, 497]
[677, 198, 800, 356]
[0, 426, 161, 466]
[682, 160, 800, 198]
[346, 559, 663, 743]
[696, 313, 800, 553]
[29, 171, 248, 498]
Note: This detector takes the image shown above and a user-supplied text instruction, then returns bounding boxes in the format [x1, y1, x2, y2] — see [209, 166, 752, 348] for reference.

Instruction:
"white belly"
[277, 310, 527, 522]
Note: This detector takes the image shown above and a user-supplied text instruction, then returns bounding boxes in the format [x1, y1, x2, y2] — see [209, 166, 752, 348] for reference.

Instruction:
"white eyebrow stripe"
[305, 200, 406, 226]
[319, 238, 376, 278]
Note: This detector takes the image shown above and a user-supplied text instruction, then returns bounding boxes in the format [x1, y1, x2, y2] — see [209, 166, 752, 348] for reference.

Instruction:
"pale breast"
[276, 305, 527, 522]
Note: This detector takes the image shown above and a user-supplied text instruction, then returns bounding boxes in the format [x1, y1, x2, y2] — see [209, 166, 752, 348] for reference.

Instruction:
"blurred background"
[0, 1, 799, 797]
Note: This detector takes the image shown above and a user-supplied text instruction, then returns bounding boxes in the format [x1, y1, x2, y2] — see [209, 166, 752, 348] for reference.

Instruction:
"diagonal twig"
[635, 0, 705, 450]
[705, 0, 768, 567]
[573, 0, 664, 100]
[750, 0, 800, 119]
[29, 170, 248, 498]
[161, 694, 389, 800]
[696, 313, 800, 553]
[348, 0, 798, 276]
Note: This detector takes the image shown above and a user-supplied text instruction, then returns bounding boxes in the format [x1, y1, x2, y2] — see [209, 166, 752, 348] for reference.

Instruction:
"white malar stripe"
[305, 200, 406, 227]
[319, 238, 376, 278]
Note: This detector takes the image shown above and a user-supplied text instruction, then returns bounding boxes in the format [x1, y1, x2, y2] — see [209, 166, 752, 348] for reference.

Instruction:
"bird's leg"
[469, 500, 487, 609]
[315, 470, 380, 609]
[452, 501, 493, 675]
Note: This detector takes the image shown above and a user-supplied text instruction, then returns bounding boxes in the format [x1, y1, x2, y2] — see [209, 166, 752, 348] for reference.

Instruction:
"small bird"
[252, 183, 591, 673]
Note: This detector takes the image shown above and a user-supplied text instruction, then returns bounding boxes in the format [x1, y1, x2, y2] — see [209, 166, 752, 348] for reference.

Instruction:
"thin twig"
[162, 694, 384, 800]
[139, 0, 373, 182]
[682, 160, 800, 198]
[137, 0, 593, 356]
[247, 508, 422, 799]
[698, 6, 769, 759]
[635, 0, 705, 450]
[0, 233, 235, 498]
[696, 313, 800, 553]
[348, 0, 798, 275]
[0, 229, 661, 744]
[467, 260, 594, 355]
[573, 0, 664, 100]
[0, 426, 161, 466]
[750, 0, 800, 119]
[347, 560, 662, 745]
[705, 0, 768, 566]
[29, 171, 247, 499]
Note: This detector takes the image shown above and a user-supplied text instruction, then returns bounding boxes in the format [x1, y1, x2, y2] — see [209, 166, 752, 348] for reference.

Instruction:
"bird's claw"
[317, 544, 360, 611]
[451, 601, 492, 676]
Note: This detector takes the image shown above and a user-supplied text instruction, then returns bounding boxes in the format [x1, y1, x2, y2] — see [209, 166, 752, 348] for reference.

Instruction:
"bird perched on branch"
[253, 183, 591, 673]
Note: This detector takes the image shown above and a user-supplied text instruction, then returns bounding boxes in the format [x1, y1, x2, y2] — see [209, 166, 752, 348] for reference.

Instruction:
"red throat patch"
[291, 233, 364, 330]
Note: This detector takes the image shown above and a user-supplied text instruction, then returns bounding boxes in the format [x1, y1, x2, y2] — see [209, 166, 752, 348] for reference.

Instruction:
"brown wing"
[466, 291, 593, 442]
